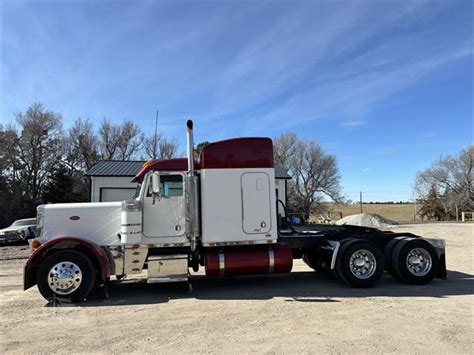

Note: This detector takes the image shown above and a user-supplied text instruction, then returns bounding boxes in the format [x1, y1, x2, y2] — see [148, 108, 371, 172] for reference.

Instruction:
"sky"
[1, 0, 472, 202]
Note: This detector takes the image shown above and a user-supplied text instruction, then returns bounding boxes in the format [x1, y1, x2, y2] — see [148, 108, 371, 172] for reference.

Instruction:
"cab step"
[146, 254, 188, 283]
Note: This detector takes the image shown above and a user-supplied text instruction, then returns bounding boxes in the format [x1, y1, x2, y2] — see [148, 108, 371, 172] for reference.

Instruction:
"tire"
[391, 238, 439, 285]
[384, 237, 408, 276]
[37, 250, 96, 303]
[335, 239, 384, 288]
[332, 238, 356, 282]
[302, 252, 321, 271]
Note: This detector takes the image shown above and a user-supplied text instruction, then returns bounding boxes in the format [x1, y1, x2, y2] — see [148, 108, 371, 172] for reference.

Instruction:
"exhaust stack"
[186, 119, 194, 174]
[185, 119, 199, 251]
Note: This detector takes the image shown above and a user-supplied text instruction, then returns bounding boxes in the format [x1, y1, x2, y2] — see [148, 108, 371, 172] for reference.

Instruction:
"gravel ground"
[0, 223, 472, 354]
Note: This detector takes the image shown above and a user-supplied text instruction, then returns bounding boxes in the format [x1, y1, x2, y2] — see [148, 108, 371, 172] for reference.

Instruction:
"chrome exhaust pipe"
[186, 119, 194, 174]
[185, 119, 199, 251]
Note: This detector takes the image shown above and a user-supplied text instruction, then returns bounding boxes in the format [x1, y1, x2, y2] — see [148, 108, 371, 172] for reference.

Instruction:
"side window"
[161, 175, 183, 197]
[146, 174, 183, 197]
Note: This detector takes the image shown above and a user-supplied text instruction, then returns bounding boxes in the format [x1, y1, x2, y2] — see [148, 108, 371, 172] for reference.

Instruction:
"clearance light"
[143, 160, 154, 168]
[29, 239, 41, 251]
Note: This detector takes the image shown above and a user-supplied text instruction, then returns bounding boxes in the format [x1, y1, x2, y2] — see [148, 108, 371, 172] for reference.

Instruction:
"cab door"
[142, 172, 186, 239]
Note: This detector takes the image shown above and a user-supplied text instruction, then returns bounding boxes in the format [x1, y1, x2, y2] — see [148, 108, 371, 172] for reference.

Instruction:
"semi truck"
[24, 120, 447, 302]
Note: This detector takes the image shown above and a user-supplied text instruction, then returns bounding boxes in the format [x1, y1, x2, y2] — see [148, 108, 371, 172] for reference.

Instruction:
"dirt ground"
[1, 223, 473, 354]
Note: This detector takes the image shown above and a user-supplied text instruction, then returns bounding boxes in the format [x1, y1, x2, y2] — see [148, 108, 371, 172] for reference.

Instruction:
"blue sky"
[1, 0, 472, 201]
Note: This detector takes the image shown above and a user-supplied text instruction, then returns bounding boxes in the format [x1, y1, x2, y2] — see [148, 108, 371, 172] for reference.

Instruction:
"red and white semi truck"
[24, 120, 447, 302]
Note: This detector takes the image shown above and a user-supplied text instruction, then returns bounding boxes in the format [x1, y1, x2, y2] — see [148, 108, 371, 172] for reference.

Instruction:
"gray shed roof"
[86, 160, 291, 179]
[85, 160, 145, 177]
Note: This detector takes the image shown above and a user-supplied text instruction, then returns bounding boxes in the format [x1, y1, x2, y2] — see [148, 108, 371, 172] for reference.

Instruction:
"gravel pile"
[335, 213, 398, 229]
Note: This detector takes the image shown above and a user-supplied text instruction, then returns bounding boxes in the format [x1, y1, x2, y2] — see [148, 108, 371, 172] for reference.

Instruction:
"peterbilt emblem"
[69, 216, 80, 221]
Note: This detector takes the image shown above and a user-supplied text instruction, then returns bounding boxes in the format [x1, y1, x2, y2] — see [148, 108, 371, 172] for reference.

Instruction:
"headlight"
[122, 199, 142, 212]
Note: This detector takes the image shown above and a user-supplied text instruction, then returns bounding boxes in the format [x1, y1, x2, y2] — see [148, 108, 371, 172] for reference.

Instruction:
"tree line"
[0, 103, 344, 227]
[415, 145, 473, 220]
[0, 103, 179, 227]
[1, 102, 469, 228]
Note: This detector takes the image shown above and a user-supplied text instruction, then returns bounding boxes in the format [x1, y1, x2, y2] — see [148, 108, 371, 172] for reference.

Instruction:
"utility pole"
[360, 191, 363, 213]
[153, 110, 159, 159]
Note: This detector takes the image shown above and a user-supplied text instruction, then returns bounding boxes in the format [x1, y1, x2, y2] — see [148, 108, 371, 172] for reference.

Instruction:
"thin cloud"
[418, 131, 437, 138]
[341, 120, 368, 128]
[1, 1, 472, 137]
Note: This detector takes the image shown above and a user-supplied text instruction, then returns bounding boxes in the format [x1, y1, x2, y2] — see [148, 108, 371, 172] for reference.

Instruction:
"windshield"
[12, 219, 35, 227]
[133, 183, 142, 198]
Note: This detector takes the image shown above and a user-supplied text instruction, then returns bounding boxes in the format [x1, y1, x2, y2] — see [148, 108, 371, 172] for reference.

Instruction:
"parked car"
[0, 218, 36, 244]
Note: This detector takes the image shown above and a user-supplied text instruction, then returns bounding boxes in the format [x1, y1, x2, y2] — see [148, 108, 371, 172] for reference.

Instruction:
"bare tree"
[15, 103, 63, 201]
[98, 118, 121, 160]
[415, 145, 474, 216]
[143, 134, 179, 160]
[0, 124, 19, 173]
[99, 119, 143, 160]
[273, 133, 297, 171]
[158, 137, 179, 159]
[143, 132, 163, 160]
[65, 118, 100, 170]
[0, 124, 22, 227]
[116, 121, 143, 160]
[274, 133, 342, 220]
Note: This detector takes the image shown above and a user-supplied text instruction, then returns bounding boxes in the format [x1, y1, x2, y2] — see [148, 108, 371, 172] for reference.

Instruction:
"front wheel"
[37, 250, 96, 302]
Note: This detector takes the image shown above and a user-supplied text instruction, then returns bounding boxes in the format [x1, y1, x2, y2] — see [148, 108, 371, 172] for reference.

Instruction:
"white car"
[0, 218, 37, 244]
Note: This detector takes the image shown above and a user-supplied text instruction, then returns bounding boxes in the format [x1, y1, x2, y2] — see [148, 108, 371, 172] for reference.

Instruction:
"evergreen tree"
[42, 164, 88, 204]
[418, 185, 445, 221]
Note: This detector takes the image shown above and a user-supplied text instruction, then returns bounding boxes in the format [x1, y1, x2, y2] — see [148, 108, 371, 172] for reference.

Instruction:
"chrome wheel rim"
[406, 248, 432, 277]
[48, 261, 82, 295]
[349, 249, 377, 279]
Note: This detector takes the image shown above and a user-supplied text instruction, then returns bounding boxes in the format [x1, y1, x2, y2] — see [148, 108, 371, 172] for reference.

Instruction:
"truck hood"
[40, 202, 122, 246]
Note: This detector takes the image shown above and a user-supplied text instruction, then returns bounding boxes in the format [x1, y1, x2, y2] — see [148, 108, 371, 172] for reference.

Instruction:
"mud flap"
[424, 237, 447, 280]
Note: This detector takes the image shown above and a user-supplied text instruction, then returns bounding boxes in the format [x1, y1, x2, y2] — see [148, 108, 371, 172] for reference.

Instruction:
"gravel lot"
[1, 223, 473, 353]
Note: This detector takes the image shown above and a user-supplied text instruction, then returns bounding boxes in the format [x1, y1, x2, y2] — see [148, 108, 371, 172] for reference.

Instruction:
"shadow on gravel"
[77, 269, 473, 307]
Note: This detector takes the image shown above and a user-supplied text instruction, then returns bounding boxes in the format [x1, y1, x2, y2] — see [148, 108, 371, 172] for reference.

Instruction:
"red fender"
[24, 237, 113, 290]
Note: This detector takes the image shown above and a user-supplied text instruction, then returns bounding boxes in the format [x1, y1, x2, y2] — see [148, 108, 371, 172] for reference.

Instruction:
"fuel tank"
[205, 244, 293, 277]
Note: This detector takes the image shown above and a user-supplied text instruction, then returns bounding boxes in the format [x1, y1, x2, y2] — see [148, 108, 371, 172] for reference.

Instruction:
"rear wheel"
[335, 239, 384, 288]
[37, 250, 96, 302]
[332, 238, 356, 282]
[392, 239, 438, 285]
[384, 237, 408, 276]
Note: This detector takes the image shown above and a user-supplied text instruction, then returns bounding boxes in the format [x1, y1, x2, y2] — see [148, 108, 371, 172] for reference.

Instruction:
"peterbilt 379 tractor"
[24, 120, 446, 302]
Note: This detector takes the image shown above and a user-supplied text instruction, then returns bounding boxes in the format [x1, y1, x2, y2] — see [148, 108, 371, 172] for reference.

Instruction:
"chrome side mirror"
[151, 172, 160, 195]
